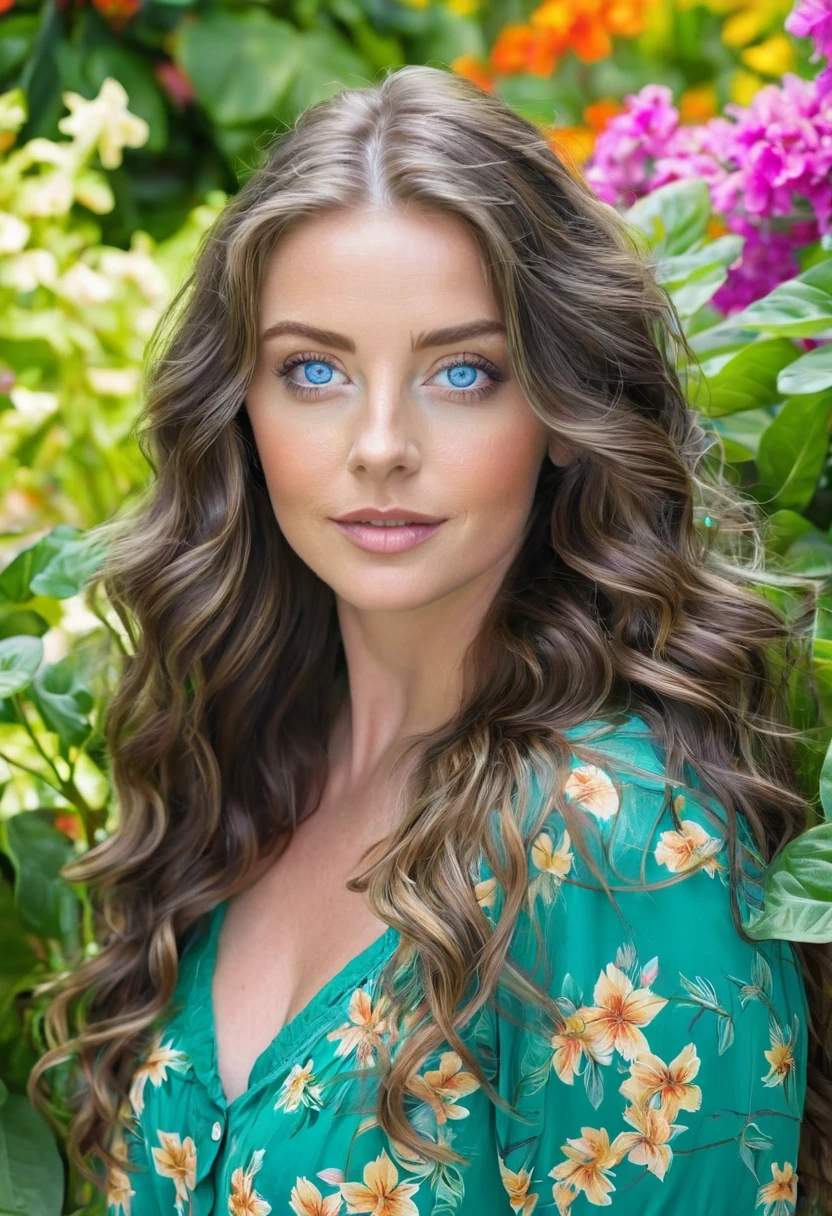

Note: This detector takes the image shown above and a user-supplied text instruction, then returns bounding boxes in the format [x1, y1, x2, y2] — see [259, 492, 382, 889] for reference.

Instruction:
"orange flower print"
[618, 1042, 702, 1120]
[274, 1059, 325, 1113]
[611, 1102, 682, 1180]
[497, 1154, 539, 1215]
[564, 764, 619, 820]
[339, 1148, 420, 1215]
[150, 1130, 197, 1214]
[763, 1017, 796, 1091]
[548, 1125, 626, 1206]
[327, 987, 390, 1067]
[129, 1034, 191, 1115]
[550, 1011, 613, 1085]
[531, 828, 574, 880]
[229, 1148, 272, 1216]
[405, 1049, 481, 1124]
[289, 1176, 343, 1216]
[756, 1161, 798, 1215]
[654, 817, 725, 877]
[580, 962, 668, 1060]
[106, 1138, 135, 1216]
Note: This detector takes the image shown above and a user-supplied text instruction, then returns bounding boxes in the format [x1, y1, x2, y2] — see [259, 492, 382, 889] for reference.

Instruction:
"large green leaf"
[727, 258, 832, 338]
[756, 390, 832, 511]
[623, 178, 712, 257]
[4, 810, 80, 943]
[30, 652, 94, 754]
[175, 12, 302, 127]
[658, 235, 744, 319]
[744, 822, 832, 942]
[777, 343, 832, 396]
[695, 338, 799, 417]
[0, 636, 43, 699]
[0, 1093, 63, 1216]
[821, 736, 832, 822]
[0, 525, 81, 606]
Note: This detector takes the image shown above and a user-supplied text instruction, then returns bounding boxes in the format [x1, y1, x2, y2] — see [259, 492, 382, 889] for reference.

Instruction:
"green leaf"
[4, 810, 81, 942]
[756, 390, 832, 511]
[727, 259, 832, 338]
[777, 343, 832, 396]
[658, 235, 744, 318]
[623, 178, 712, 258]
[30, 653, 94, 753]
[29, 531, 109, 599]
[175, 12, 302, 126]
[0, 636, 43, 698]
[695, 338, 799, 417]
[821, 736, 832, 822]
[0, 525, 82, 606]
[286, 29, 371, 116]
[0, 1093, 63, 1216]
[743, 822, 832, 942]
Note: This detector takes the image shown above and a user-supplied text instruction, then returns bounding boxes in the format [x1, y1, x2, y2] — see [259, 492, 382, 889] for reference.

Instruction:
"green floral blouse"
[105, 713, 808, 1216]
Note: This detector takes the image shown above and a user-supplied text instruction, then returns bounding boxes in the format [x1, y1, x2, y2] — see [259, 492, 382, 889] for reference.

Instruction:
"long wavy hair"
[26, 63, 832, 1207]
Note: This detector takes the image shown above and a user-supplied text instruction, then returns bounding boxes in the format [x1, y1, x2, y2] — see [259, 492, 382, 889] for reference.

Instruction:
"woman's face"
[245, 206, 564, 614]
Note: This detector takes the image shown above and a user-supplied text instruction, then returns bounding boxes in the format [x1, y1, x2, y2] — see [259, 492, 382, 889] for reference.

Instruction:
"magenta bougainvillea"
[585, 0, 832, 313]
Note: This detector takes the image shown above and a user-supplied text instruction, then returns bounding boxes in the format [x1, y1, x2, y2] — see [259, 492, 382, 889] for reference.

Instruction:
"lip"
[333, 507, 447, 524]
[332, 519, 446, 554]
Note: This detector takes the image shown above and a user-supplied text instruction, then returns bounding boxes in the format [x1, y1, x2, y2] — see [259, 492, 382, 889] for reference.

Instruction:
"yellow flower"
[475, 874, 499, 910]
[229, 1148, 272, 1216]
[618, 1042, 702, 1120]
[327, 987, 390, 1067]
[497, 1155, 539, 1214]
[654, 818, 724, 877]
[756, 1161, 798, 1214]
[763, 1019, 796, 1088]
[548, 1125, 627, 1205]
[610, 1102, 678, 1180]
[129, 1034, 191, 1116]
[531, 828, 574, 880]
[289, 1176, 343, 1216]
[339, 1149, 420, 1215]
[580, 963, 668, 1060]
[564, 764, 619, 820]
[405, 1050, 481, 1123]
[741, 33, 795, 75]
[274, 1059, 325, 1113]
[150, 1130, 197, 1214]
[550, 1011, 613, 1084]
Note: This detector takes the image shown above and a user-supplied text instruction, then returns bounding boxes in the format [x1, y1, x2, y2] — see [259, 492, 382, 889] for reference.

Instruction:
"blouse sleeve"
[491, 729, 809, 1216]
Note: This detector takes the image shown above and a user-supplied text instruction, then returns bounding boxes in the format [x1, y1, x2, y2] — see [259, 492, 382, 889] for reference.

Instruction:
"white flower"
[9, 387, 59, 422]
[86, 366, 140, 397]
[0, 249, 58, 292]
[17, 170, 75, 218]
[99, 243, 168, 301]
[57, 78, 149, 169]
[0, 212, 30, 254]
[56, 262, 115, 306]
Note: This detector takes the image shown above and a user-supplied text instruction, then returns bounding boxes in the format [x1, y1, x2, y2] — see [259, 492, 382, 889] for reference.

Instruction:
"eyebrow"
[259, 319, 507, 351]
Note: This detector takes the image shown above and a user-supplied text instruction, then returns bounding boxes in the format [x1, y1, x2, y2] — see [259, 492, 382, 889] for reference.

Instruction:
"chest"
[211, 803, 394, 1106]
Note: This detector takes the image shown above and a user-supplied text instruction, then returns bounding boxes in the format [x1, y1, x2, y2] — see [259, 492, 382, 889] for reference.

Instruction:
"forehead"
[258, 207, 500, 330]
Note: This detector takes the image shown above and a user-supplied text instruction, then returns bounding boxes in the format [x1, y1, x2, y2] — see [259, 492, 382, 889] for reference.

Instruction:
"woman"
[28, 64, 830, 1215]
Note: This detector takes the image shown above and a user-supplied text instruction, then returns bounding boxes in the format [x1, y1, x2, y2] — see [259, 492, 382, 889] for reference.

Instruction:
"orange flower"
[548, 126, 596, 167]
[551, 1011, 613, 1084]
[405, 1050, 481, 1124]
[498, 1156, 539, 1215]
[339, 1149, 420, 1215]
[569, 13, 613, 60]
[548, 1125, 626, 1205]
[756, 1161, 798, 1214]
[763, 1019, 796, 1089]
[90, 0, 140, 27]
[611, 1102, 678, 1179]
[451, 54, 495, 91]
[289, 1177, 343, 1216]
[327, 986, 390, 1067]
[129, 1035, 191, 1116]
[106, 1138, 135, 1216]
[618, 1042, 702, 1120]
[581, 963, 668, 1060]
[654, 818, 725, 877]
[273, 1059, 324, 1113]
[565, 764, 619, 820]
[582, 98, 625, 129]
[490, 24, 564, 76]
[150, 1130, 197, 1214]
[229, 1149, 272, 1216]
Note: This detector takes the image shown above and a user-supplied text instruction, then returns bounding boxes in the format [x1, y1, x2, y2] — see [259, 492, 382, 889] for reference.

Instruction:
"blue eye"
[272, 352, 504, 401]
[439, 364, 480, 389]
[300, 361, 333, 386]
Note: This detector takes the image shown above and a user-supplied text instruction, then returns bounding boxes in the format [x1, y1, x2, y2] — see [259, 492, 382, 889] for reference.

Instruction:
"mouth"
[331, 518, 447, 553]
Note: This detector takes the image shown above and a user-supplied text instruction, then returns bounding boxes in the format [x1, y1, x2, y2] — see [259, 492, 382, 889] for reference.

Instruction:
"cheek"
[444, 425, 545, 523]
[249, 414, 336, 510]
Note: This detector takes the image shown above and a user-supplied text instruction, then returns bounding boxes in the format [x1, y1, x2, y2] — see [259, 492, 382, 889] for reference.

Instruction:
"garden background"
[1, 0, 832, 1210]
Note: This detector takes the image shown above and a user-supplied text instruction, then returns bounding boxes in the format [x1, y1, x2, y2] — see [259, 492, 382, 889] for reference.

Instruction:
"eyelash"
[271, 352, 504, 402]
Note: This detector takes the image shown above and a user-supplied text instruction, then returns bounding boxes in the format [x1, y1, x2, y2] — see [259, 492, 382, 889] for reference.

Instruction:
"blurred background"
[0, 0, 831, 1210]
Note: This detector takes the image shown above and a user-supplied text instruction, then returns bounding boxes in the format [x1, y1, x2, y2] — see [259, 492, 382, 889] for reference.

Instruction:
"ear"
[548, 436, 579, 467]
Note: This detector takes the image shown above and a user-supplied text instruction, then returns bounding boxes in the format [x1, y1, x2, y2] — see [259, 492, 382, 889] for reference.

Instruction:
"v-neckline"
[196, 899, 401, 1113]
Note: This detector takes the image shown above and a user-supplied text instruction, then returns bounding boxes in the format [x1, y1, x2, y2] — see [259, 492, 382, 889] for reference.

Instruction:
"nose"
[346, 378, 421, 476]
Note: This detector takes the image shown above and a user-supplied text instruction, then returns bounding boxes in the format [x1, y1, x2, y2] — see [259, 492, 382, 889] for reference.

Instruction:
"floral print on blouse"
[105, 712, 808, 1216]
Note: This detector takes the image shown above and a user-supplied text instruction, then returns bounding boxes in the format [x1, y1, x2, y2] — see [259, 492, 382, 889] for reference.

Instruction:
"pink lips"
[331, 520, 445, 553]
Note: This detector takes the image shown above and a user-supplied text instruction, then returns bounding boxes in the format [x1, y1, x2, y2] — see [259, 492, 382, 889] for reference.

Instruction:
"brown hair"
[26, 63, 831, 1207]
